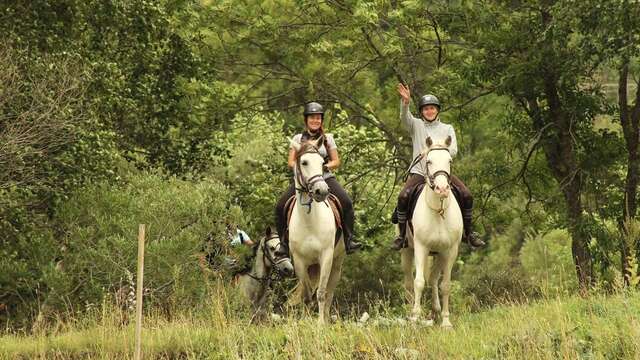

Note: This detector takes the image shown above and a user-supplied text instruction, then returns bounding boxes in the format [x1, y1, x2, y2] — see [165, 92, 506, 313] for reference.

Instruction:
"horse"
[400, 136, 464, 328]
[237, 226, 294, 320]
[287, 137, 345, 324]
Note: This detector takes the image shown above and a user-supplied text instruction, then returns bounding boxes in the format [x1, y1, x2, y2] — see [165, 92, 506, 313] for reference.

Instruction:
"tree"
[458, 0, 620, 289]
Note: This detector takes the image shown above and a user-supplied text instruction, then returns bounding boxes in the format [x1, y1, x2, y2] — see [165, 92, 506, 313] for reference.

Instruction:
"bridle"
[421, 147, 452, 218]
[424, 147, 452, 191]
[294, 143, 327, 213]
[245, 235, 291, 283]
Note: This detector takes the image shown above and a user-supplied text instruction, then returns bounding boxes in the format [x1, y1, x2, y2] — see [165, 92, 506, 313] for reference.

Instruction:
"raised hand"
[397, 83, 411, 105]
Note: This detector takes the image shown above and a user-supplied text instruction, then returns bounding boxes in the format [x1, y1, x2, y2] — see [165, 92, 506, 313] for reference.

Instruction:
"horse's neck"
[250, 244, 269, 279]
[293, 178, 325, 221]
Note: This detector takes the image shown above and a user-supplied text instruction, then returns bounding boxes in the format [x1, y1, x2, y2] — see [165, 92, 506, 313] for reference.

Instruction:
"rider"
[392, 83, 485, 250]
[227, 221, 255, 247]
[274, 102, 361, 255]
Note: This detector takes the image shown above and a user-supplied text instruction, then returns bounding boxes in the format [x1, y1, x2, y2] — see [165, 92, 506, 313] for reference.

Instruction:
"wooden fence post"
[135, 224, 146, 360]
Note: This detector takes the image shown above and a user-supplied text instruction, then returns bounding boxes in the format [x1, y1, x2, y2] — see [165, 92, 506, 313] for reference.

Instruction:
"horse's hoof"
[409, 314, 419, 322]
[441, 320, 453, 330]
[423, 319, 434, 327]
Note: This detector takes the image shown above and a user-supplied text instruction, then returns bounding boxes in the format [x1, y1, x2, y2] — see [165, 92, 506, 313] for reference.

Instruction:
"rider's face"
[421, 105, 439, 122]
[306, 114, 323, 132]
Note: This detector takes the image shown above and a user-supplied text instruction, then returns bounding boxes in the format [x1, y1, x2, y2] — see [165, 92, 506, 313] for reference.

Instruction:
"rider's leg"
[325, 177, 361, 254]
[450, 175, 485, 248]
[274, 182, 296, 256]
[392, 174, 425, 250]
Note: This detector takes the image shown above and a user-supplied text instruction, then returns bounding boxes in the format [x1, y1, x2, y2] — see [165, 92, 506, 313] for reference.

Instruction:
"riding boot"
[342, 208, 361, 254]
[275, 210, 290, 257]
[462, 208, 485, 248]
[343, 227, 361, 254]
[391, 221, 408, 251]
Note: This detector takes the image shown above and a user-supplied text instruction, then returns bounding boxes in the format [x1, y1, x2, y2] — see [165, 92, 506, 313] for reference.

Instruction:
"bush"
[520, 228, 579, 296]
[0, 166, 246, 331]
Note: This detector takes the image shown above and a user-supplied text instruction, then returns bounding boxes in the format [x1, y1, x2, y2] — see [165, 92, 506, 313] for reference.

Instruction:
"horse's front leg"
[316, 249, 334, 325]
[323, 250, 344, 320]
[440, 251, 457, 329]
[410, 243, 428, 322]
[428, 256, 442, 326]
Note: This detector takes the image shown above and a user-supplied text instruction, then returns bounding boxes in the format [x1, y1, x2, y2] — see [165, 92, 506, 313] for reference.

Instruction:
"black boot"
[342, 219, 361, 254]
[345, 236, 362, 254]
[391, 221, 408, 250]
[462, 208, 485, 248]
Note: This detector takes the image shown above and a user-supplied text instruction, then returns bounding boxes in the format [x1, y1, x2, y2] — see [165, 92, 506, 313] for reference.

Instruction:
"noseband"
[246, 235, 291, 283]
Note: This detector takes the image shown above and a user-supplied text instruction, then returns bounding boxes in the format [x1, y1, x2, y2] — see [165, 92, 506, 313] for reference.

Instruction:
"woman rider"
[274, 102, 361, 255]
[392, 83, 485, 250]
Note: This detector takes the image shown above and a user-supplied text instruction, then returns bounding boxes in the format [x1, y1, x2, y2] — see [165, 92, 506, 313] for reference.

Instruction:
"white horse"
[238, 226, 294, 319]
[288, 137, 345, 324]
[401, 136, 464, 328]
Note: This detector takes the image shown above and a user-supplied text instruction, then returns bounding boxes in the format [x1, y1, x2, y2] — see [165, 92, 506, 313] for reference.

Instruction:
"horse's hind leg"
[400, 247, 414, 304]
[316, 250, 334, 325]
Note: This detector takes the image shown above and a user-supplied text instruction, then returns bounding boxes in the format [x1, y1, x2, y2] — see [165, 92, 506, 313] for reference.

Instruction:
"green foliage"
[3, 0, 640, 333]
[520, 229, 579, 296]
[1, 166, 237, 329]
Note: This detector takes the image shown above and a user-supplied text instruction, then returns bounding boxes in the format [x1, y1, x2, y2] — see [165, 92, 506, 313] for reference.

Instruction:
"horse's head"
[262, 226, 294, 276]
[423, 136, 453, 198]
[290, 137, 330, 202]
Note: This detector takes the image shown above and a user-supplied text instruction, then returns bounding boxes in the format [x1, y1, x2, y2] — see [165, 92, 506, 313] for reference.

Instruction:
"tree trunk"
[618, 58, 640, 283]
[523, 66, 594, 291]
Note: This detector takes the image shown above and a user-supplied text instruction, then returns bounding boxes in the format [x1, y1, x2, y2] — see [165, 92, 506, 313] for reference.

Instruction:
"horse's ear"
[445, 135, 452, 147]
[289, 137, 301, 152]
[265, 226, 272, 238]
[425, 136, 433, 148]
[312, 135, 324, 149]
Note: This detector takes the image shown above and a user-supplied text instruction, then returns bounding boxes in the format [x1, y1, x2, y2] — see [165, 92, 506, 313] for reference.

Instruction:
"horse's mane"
[429, 142, 450, 150]
[296, 140, 321, 159]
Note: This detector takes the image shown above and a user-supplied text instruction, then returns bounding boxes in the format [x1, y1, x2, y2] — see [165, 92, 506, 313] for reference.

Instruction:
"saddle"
[283, 194, 344, 247]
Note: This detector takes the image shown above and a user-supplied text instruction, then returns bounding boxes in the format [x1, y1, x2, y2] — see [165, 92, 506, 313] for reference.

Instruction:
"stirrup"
[346, 240, 362, 254]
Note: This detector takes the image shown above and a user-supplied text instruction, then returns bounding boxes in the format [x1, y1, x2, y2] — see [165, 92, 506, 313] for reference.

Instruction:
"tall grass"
[2, 286, 639, 359]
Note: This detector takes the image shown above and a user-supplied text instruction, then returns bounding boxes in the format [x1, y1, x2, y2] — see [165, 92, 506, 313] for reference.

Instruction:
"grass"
[1, 290, 639, 359]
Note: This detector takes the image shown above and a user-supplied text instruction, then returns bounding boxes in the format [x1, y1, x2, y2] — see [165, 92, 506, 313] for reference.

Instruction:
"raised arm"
[448, 125, 459, 158]
[397, 83, 415, 131]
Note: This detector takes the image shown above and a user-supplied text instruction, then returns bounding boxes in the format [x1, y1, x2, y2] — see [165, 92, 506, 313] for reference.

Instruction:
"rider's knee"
[398, 190, 411, 208]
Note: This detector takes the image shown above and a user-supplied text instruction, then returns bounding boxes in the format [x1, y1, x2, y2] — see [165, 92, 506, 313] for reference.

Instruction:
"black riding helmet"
[303, 102, 325, 118]
[418, 94, 441, 110]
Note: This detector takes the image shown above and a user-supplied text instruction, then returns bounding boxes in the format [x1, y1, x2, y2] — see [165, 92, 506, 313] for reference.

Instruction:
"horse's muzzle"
[311, 182, 330, 202]
[435, 183, 451, 198]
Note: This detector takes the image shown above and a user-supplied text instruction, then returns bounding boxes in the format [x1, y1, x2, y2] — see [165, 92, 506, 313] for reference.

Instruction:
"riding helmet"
[418, 94, 441, 110]
[303, 102, 325, 117]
